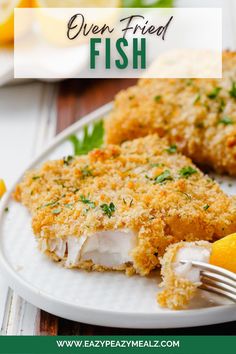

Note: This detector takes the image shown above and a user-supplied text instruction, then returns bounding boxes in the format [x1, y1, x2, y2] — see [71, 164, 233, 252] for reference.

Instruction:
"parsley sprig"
[122, 0, 174, 7]
[69, 120, 104, 156]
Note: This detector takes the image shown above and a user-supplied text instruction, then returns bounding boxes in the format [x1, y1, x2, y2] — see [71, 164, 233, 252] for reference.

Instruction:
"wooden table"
[39, 78, 236, 336]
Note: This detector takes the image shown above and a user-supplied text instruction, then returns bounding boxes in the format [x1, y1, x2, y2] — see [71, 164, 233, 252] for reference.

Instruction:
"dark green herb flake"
[100, 202, 115, 218]
[63, 155, 74, 166]
[64, 203, 74, 209]
[154, 95, 162, 102]
[218, 98, 226, 113]
[218, 116, 234, 125]
[165, 144, 177, 154]
[150, 163, 164, 168]
[52, 208, 62, 215]
[193, 94, 201, 104]
[229, 81, 236, 99]
[37, 200, 59, 210]
[154, 170, 173, 184]
[207, 87, 221, 99]
[179, 166, 197, 178]
[203, 204, 210, 211]
[81, 166, 93, 178]
[80, 195, 95, 209]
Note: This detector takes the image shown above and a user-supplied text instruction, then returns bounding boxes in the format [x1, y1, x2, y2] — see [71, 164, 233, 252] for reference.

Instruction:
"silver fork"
[180, 260, 236, 302]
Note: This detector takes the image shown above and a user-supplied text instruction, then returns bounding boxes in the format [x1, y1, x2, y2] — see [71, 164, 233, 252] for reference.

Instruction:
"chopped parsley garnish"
[64, 203, 74, 209]
[207, 87, 221, 99]
[123, 198, 133, 207]
[37, 200, 59, 210]
[63, 155, 74, 166]
[32, 176, 41, 180]
[150, 163, 164, 168]
[52, 208, 62, 215]
[69, 120, 104, 156]
[193, 93, 201, 104]
[218, 98, 226, 113]
[179, 166, 197, 178]
[4, 207, 9, 213]
[79, 195, 95, 209]
[203, 204, 210, 211]
[100, 202, 115, 218]
[178, 192, 192, 200]
[81, 166, 93, 178]
[229, 81, 236, 99]
[165, 144, 177, 154]
[218, 116, 234, 125]
[154, 95, 162, 102]
[186, 79, 193, 86]
[154, 170, 173, 184]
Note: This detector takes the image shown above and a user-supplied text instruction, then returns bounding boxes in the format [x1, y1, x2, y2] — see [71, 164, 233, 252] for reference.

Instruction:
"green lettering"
[105, 38, 111, 69]
[133, 38, 146, 69]
[115, 38, 128, 69]
[90, 38, 101, 69]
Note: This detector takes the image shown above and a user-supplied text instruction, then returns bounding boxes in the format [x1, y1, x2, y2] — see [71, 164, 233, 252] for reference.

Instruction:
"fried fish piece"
[14, 135, 236, 275]
[105, 52, 236, 175]
[157, 241, 212, 310]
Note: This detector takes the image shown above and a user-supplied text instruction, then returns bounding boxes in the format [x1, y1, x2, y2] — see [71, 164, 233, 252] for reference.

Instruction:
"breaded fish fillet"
[14, 135, 236, 275]
[158, 241, 212, 310]
[105, 52, 236, 175]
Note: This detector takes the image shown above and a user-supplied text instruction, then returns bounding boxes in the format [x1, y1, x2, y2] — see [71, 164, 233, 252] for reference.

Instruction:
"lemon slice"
[210, 233, 236, 273]
[0, 0, 32, 44]
[34, 0, 121, 45]
[34, 0, 121, 8]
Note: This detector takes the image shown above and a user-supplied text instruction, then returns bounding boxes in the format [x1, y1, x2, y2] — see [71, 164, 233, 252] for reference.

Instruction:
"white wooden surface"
[0, 0, 236, 336]
[0, 82, 57, 334]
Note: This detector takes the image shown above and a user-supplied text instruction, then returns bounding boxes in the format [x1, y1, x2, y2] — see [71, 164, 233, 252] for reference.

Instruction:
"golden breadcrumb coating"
[105, 52, 236, 175]
[14, 135, 236, 275]
[158, 241, 212, 310]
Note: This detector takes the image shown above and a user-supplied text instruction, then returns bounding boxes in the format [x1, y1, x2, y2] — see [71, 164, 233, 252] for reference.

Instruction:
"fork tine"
[201, 270, 236, 288]
[200, 283, 236, 303]
[180, 260, 236, 282]
[201, 275, 236, 295]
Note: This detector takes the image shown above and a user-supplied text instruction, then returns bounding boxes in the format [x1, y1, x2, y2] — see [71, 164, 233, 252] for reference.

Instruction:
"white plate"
[1, 102, 236, 329]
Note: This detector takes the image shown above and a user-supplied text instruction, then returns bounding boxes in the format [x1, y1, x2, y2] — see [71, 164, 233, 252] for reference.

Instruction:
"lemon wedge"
[0, 179, 6, 198]
[0, 0, 32, 44]
[210, 233, 236, 273]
